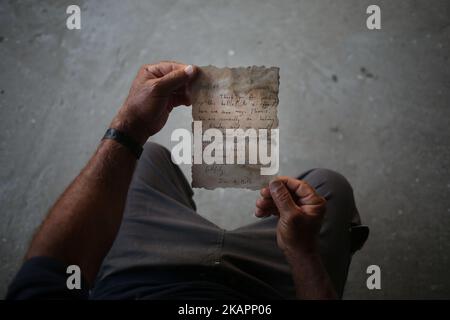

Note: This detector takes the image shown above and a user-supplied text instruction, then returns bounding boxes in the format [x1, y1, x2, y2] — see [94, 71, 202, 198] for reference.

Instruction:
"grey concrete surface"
[1, 0, 449, 299]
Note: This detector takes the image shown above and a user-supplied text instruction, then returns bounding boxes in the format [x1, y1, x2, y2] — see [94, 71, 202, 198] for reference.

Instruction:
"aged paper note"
[191, 66, 279, 190]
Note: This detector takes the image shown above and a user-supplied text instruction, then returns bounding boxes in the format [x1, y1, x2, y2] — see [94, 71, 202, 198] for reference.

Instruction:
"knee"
[304, 168, 354, 200]
[141, 141, 171, 162]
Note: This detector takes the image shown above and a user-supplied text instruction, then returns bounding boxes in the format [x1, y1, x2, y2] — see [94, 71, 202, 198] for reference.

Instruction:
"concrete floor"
[1, 0, 449, 299]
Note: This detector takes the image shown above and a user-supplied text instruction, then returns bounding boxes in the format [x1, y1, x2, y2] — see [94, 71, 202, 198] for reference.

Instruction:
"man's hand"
[110, 61, 197, 144]
[256, 176, 326, 257]
[256, 177, 336, 299]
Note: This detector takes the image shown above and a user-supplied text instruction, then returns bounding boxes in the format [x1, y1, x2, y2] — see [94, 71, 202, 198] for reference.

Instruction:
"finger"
[257, 208, 279, 218]
[256, 197, 277, 211]
[184, 84, 192, 106]
[256, 190, 279, 218]
[255, 207, 271, 218]
[157, 60, 187, 71]
[168, 83, 192, 107]
[169, 90, 190, 108]
[277, 176, 322, 205]
[255, 207, 278, 218]
[146, 61, 187, 78]
[152, 65, 196, 95]
[260, 187, 271, 199]
[261, 185, 301, 205]
[269, 179, 298, 217]
[300, 203, 326, 217]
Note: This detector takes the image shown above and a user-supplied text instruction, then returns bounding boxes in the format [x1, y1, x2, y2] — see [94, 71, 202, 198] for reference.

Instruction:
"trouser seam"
[212, 229, 226, 266]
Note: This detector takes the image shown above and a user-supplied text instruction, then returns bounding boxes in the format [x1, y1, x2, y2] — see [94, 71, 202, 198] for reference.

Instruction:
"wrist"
[102, 128, 143, 159]
[110, 109, 149, 145]
[282, 240, 320, 261]
[284, 250, 321, 267]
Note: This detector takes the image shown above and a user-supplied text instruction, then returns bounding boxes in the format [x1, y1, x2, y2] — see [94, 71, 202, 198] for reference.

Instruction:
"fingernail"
[184, 65, 194, 77]
[269, 180, 283, 192]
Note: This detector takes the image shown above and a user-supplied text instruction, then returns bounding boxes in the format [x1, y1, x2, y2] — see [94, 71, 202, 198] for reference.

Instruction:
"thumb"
[269, 180, 298, 217]
[153, 65, 195, 94]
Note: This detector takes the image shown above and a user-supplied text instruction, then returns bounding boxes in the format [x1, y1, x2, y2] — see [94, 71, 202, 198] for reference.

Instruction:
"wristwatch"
[102, 128, 143, 159]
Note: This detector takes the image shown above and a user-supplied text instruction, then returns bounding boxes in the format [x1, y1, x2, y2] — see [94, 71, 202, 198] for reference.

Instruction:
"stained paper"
[191, 66, 279, 189]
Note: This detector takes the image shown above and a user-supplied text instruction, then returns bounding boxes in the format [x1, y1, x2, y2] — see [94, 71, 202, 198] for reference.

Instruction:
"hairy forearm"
[26, 139, 137, 284]
[285, 251, 337, 300]
[23, 62, 194, 287]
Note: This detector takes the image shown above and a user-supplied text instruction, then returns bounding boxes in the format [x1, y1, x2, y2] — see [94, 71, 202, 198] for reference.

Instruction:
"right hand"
[255, 177, 326, 257]
[110, 61, 197, 144]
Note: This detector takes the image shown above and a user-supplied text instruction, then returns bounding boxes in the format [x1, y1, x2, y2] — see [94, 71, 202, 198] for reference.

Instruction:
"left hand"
[255, 177, 326, 256]
[110, 61, 197, 144]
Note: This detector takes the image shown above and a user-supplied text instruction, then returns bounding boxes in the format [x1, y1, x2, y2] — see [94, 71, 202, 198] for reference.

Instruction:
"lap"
[94, 142, 222, 284]
[94, 143, 366, 298]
